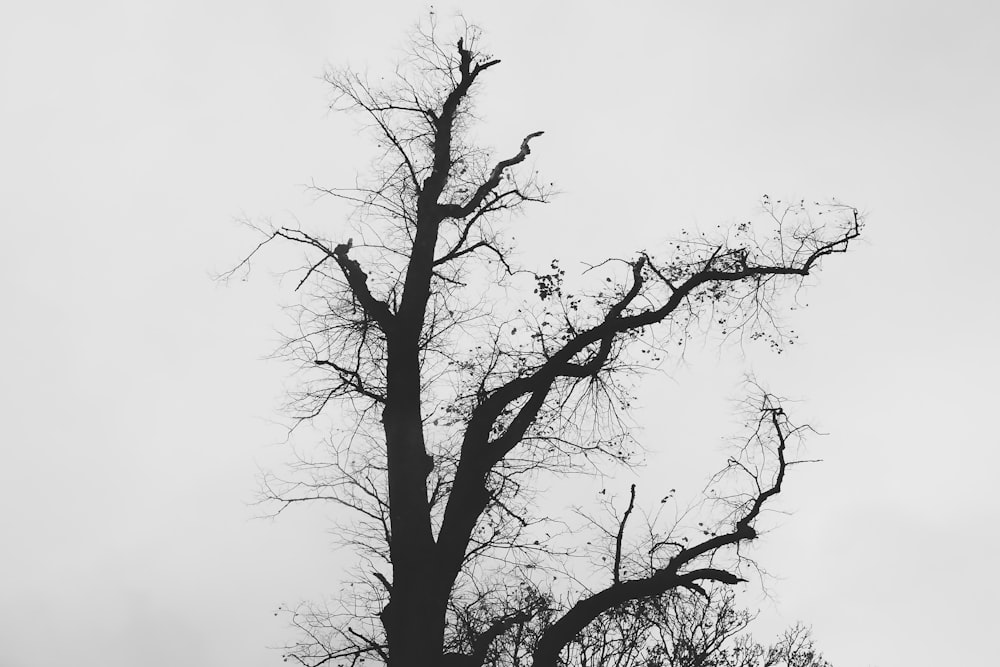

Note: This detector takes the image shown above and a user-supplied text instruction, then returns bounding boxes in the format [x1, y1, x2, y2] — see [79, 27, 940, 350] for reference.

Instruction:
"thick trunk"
[382, 585, 447, 667]
[382, 333, 447, 666]
[379, 47, 478, 662]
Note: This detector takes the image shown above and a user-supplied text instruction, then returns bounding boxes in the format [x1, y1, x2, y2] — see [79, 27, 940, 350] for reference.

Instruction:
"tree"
[231, 18, 861, 667]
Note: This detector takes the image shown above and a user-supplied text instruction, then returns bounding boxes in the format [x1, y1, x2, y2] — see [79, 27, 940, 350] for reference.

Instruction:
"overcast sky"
[3, 2, 999, 666]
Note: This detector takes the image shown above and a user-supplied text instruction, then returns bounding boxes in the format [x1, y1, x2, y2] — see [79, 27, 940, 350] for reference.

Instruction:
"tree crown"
[230, 18, 861, 667]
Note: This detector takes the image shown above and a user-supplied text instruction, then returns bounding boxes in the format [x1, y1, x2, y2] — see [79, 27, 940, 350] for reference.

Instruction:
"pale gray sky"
[2, 2, 998, 666]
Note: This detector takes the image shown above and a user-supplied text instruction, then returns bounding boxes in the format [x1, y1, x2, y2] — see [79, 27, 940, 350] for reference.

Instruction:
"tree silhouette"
[231, 18, 861, 667]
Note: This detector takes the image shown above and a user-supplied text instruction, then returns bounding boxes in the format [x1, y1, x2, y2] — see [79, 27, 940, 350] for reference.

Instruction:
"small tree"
[232, 18, 861, 667]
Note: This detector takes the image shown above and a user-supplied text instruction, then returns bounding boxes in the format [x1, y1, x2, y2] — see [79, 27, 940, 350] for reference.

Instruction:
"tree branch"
[314, 359, 387, 404]
[431, 221, 857, 597]
[529, 398, 794, 667]
[530, 567, 742, 667]
[330, 239, 395, 330]
[439, 131, 545, 219]
[613, 484, 637, 586]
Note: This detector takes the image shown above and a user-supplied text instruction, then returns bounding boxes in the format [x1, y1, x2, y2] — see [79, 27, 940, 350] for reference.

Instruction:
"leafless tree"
[229, 17, 861, 667]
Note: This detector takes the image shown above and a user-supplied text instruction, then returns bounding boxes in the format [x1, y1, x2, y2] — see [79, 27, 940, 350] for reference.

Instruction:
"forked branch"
[530, 398, 794, 667]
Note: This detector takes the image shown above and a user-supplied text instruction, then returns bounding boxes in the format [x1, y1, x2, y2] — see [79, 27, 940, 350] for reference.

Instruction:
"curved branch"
[530, 567, 743, 667]
[432, 221, 857, 593]
[529, 399, 794, 667]
[439, 131, 545, 219]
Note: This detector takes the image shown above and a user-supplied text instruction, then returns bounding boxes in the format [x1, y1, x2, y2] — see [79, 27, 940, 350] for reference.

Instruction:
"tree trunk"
[382, 332, 446, 666]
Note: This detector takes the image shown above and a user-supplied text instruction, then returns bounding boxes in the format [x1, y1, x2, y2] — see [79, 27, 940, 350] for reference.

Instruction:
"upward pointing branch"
[398, 40, 503, 329]
[332, 241, 394, 330]
[440, 131, 545, 219]
[266, 227, 395, 330]
[613, 484, 637, 586]
[418, 39, 500, 211]
[530, 400, 794, 667]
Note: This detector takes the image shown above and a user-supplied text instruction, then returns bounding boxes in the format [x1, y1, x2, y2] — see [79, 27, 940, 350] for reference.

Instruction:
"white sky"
[2, 2, 998, 666]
